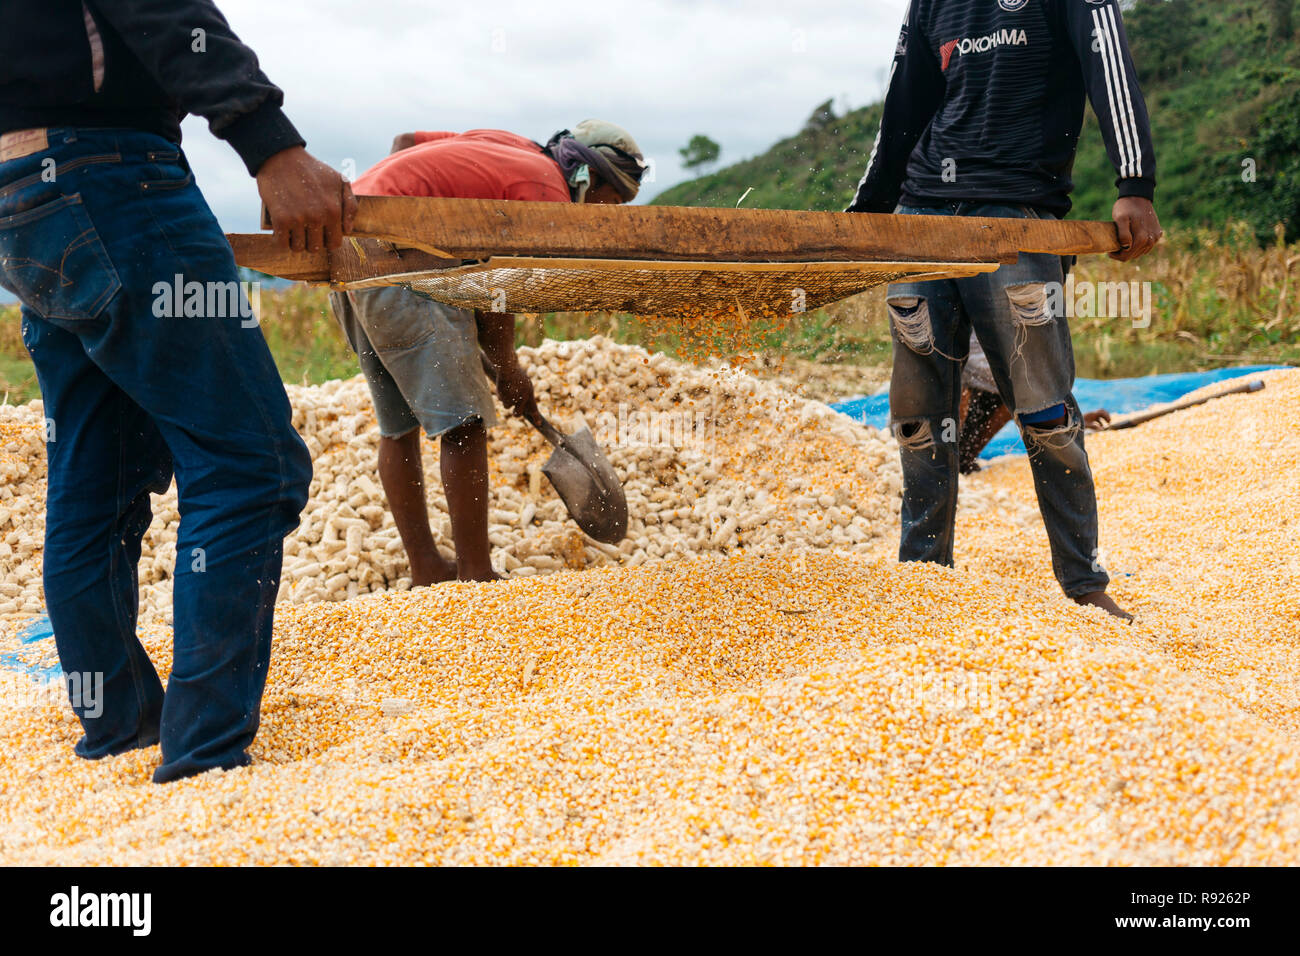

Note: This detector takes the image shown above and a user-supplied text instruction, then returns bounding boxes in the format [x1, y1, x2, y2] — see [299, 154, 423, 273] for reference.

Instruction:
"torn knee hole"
[1005, 284, 1054, 327]
[1020, 403, 1068, 429]
[887, 295, 934, 353]
[895, 419, 936, 450]
[1021, 406, 1079, 449]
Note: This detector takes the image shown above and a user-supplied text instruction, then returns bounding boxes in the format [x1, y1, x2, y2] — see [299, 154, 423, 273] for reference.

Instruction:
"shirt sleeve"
[846, 1, 945, 214]
[1058, 0, 1156, 201]
[86, 0, 304, 175]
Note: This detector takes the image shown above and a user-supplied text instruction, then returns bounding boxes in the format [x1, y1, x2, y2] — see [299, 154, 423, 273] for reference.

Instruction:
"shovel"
[479, 352, 628, 543]
[520, 406, 629, 544]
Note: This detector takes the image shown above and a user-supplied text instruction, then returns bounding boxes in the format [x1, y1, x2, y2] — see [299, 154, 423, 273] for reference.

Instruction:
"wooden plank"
[330, 237, 462, 283]
[227, 233, 328, 281]
[227, 198, 1121, 279]
[226, 233, 459, 283]
[348, 197, 1121, 262]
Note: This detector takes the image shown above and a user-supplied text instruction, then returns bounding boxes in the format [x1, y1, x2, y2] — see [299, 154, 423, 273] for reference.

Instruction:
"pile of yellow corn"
[0, 337, 1011, 618]
[0, 359, 1295, 865]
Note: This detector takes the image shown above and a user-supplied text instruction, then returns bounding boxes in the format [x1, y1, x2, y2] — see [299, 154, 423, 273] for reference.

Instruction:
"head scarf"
[543, 119, 648, 203]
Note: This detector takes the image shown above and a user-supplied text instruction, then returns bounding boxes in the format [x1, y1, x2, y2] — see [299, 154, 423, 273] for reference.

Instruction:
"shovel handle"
[1104, 378, 1265, 430]
[522, 404, 566, 447]
[480, 351, 566, 446]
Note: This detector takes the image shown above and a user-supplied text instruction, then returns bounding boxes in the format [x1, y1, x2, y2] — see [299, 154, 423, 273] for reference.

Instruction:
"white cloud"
[188, 0, 905, 232]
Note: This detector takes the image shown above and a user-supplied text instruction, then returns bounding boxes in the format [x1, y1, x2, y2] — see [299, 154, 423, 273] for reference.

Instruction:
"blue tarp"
[832, 365, 1285, 460]
[0, 614, 61, 682]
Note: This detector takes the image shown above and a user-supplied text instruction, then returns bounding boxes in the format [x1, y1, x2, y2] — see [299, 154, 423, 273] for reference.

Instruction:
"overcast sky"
[184, 0, 907, 233]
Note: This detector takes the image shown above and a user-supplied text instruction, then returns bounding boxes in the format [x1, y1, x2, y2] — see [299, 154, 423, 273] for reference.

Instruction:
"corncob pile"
[0, 411, 45, 618]
[0, 352, 1295, 865]
[0, 337, 1015, 618]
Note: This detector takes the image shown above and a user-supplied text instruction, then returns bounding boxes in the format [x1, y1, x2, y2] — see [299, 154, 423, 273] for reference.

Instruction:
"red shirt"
[352, 129, 571, 202]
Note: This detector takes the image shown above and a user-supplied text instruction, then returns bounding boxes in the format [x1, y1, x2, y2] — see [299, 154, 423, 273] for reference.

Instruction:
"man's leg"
[959, 387, 1014, 474]
[440, 420, 500, 582]
[377, 429, 456, 586]
[886, 276, 970, 568]
[957, 206, 1126, 617]
[330, 290, 457, 587]
[49, 131, 312, 780]
[22, 313, 170, 758]
[343, 290, 502, 583]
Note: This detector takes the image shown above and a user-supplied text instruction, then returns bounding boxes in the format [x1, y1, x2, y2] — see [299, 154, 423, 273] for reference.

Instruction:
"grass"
[255, 284, 362, 387]
[1, 222, 1296, 407]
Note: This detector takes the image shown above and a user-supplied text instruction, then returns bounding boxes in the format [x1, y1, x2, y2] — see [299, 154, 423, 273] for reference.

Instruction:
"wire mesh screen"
[348, 258, 995, 317]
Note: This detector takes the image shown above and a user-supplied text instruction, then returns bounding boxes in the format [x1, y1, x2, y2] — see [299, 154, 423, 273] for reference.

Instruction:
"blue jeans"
[0, 128, 311, 782]
[887, 203, 1108, 598]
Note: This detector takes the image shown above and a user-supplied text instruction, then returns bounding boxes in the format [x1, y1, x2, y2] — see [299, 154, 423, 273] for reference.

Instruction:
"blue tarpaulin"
[0, 614, 61, 682]
[831, 366, 1285, 460]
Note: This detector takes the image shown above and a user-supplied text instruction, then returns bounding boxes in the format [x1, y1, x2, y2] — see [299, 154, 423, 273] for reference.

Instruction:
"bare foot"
[410, 551, 458, 588]
[457, 563, 504, 583]
[1074, 590, 1134, 623]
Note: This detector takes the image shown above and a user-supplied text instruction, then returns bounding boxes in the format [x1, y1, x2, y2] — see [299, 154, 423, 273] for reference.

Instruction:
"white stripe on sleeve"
[1104, 4, 1144, 178]
[1092, 8, 1135, 179]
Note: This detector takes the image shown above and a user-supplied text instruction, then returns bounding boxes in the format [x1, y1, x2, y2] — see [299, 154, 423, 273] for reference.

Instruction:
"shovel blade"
[542, 427, 628, 544]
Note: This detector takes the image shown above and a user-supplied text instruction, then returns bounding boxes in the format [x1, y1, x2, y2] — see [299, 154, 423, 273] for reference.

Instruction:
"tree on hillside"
[679, 135, 721, 171]
[802, 99, 838, 135]
[1269, 0, 1294, 42]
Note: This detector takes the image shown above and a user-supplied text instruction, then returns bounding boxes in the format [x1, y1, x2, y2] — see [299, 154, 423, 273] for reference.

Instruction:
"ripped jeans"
[887, 203, 1109, 598]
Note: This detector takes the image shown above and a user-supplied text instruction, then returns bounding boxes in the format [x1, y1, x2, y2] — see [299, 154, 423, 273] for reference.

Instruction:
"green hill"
[652, 0, 1300, 241]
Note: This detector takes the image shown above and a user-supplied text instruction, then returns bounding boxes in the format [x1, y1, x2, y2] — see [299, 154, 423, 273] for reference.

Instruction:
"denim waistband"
[0, 126, 185, 192]
[1, 126, 180, 161]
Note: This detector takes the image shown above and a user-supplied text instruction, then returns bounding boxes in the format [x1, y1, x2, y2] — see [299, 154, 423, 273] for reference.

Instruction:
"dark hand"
[1111, 197, 1162, 262]
[1084, 409, 1112, 430]
[256, 146, 358, 253]
[494, 361, 538, 419]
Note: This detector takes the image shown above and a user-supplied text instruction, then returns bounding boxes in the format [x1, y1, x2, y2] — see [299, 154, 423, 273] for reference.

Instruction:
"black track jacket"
[0, 0, 303, 175]
[848, 0, 1156, 216]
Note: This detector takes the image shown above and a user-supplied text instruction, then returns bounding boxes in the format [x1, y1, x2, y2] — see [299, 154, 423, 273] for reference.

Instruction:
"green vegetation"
[678, 134, 722, 172]
[653, 0, 1300, 241]
[255, 284, 362, 387]
[653, 102, 882, 213]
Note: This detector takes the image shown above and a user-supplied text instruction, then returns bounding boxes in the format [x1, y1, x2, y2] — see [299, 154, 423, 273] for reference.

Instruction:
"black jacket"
[849, 0, 1156, 216]
[0, 0, 303, 174]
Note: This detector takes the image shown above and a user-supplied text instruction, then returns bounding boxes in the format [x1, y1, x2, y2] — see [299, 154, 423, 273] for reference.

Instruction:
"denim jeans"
[0, 128, 311, 782]
[887, 203, 1108, 598]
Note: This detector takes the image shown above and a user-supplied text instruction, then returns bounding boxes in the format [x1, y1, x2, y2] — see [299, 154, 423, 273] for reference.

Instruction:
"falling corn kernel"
[0, 340, 1296, 865]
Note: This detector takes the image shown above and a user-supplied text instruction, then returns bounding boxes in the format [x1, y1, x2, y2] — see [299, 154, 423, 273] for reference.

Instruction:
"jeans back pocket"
[0, 193, 120, 321]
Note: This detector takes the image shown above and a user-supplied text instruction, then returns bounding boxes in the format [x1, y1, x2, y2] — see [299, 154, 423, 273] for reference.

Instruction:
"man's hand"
[256, 146, 358, 253]
[493, 359, 539, 421]
[391, 133, 417, 154]
[1084, 408, 1112, 431]
[1111, 196, 1162, 262]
